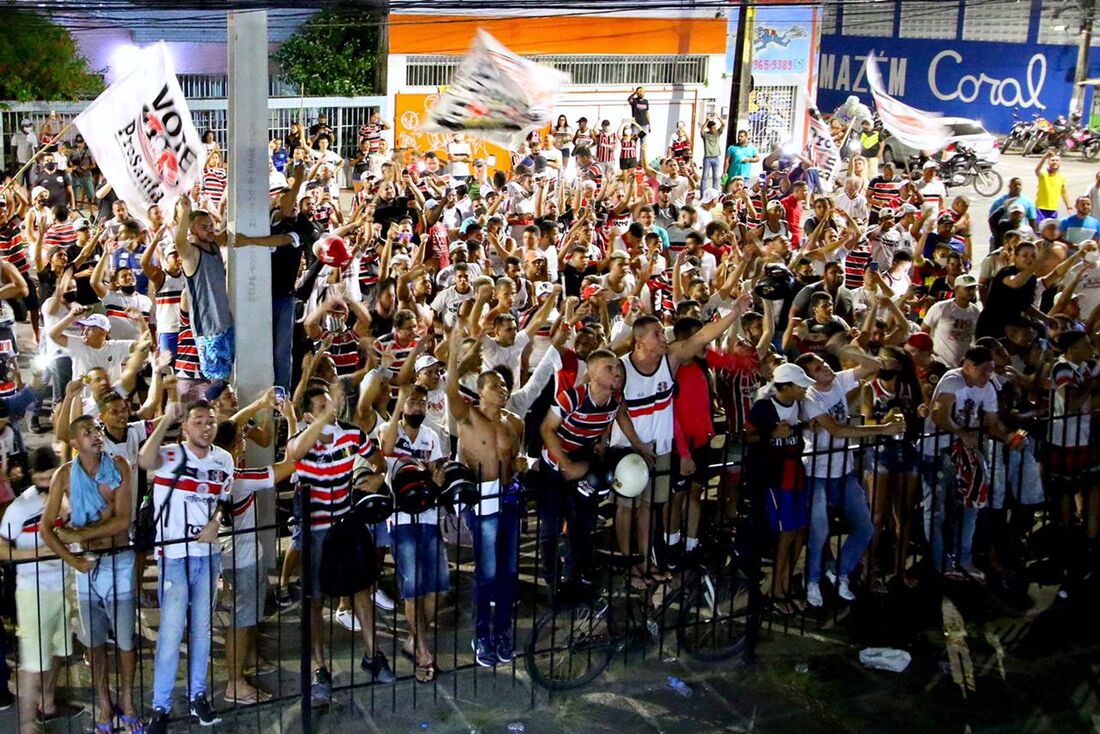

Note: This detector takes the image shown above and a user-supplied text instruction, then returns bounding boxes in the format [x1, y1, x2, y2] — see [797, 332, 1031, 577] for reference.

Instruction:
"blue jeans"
[701, 156, 720, 191]
[463, 506, 521, 641]
[921, 455, 978, 571]
[152, 555, 221, 711]
[159, 332, 179, 362]
[272, 295, 295, 390]
[807, 473, 874, 584]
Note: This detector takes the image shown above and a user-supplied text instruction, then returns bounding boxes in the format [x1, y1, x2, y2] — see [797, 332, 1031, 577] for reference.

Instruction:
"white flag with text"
[75, 43, 205, 217]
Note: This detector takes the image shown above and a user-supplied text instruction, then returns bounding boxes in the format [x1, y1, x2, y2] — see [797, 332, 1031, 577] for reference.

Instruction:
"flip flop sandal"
[414, 661, 437, 684]
[224, 689, 272, 705]
[629, 569, 652, 590]
[94, 722, 115, 734]
[115, 706, 145, 734]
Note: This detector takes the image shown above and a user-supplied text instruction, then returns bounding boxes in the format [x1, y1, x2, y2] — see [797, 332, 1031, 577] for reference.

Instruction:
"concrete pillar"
[227, 10, 276, 565]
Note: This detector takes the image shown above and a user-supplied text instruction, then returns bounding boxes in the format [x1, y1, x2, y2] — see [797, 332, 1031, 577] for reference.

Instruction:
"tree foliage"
[273, 6, 381, 96]
[0, 5, 104, 101]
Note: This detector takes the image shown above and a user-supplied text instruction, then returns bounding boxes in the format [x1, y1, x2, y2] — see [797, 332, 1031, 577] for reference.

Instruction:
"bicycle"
[523, 521, 757, 690]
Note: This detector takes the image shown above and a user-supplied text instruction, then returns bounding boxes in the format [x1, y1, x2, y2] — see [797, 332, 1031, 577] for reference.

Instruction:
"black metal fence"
[0, 410, 1096, 732]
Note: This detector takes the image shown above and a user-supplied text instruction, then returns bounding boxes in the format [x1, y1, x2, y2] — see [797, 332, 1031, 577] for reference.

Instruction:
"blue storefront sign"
[817, 35, 1097, 133]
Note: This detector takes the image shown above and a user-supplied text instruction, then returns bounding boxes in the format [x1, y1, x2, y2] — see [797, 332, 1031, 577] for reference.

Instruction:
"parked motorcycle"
[933, 144, 1003, 197]
[1022, 113, 1078, 156]
[1000, 109, 1035, 154]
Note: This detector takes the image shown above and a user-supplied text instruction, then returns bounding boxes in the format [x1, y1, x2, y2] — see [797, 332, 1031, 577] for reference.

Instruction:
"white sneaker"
[838, 575, 855, 602]
[806, 582, 823, 608]
[374, 589, 395, 612]
[335, 608, 361, 632]
[824, 569, 837, 587]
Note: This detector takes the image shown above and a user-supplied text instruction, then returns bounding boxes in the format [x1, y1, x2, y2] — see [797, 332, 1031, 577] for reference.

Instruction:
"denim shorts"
[392, 523, 450, 599]
[77, 550, 136, 650]
[224, 564, 267, 628]
[865, 442, 920, 475]
[302, 526, 327, 598]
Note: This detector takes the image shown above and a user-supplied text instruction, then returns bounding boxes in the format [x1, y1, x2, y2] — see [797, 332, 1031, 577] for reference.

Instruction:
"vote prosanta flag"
[75, 42, 205, 217]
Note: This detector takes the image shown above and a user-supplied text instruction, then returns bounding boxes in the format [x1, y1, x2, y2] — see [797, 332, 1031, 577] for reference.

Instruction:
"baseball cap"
[766, 200, 784, 212]
[72, 217, 91, 232]
[30, 186, 48, 201]
[700, 188, 721, 204]
[459, 217, 480, 235]
[77, 313, 110, 332]
[922, 160, 939, 170]
[878, 208, 896, 219]
[1007, 203, 1026, 214]
[954, 273, 978, 289]
[415, 355, 443, 373]
[581, 283, 605, 300]
[899, 203, 920, 215]
[772, 363, 814, 388]
[204, 382, 230, 402]
[448, 241, 467, 254]
[535, 281, 555, 298]
[906, 332, 934, 352]
[936, 213, 956, 226]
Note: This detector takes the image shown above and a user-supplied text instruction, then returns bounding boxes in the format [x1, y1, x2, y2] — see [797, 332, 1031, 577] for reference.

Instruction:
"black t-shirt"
[562, 263, 597, 298]
[65, 242, 104, 305]
[629, 96, 650, 128]
[30, 168, 71, 208]
[270, 211, 322, 297]
[374, 198, 410, 236]
[745, 397, 805, 490]
[977, 265, 1036, 338]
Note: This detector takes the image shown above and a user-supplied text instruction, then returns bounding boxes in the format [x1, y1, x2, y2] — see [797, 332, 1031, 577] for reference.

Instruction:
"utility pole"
[226, 9, 276, 562]
[726, 0, 751, 147]
[1072, 0, 1096, 117]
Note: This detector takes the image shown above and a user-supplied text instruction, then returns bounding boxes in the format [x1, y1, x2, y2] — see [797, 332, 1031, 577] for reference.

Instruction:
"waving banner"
[75, 42, 205, 216]
[805, 112, 842, 192]
[426, 30, 570, 146]
[866, 51, 949, 153]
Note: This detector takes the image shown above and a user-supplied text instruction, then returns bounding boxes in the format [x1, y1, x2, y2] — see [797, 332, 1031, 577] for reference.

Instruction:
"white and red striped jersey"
[101, 290, 152, 341]
[0, 217, 29, 274]
[541, 384, 622, 470]
[620, 137, 639, 161]
[596, 131, 618, 163]
[1051, 358, 1099, 447]
[152, 443, 235, 559]
[174, 307, 203, 379]
[223, 465, 276, 569]
[611, 354, 675, 454]
[0, 488, 65, 590]
[43, 221, 77, 253]
[373, 331, 418, 396]
[201, 167, 228, 207]
[154, 271, 186, 333]
[358, 123, 385, 152]
[320, 327, 361, 375]
[294, 421, 378, 530]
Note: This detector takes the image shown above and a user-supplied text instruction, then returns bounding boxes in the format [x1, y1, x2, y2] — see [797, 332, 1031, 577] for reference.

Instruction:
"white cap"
[415, 355, 443, 372]
[772, 362, 814, 387]
[700, 188, 721, 204]
[30, 186, 48, 201]
[535, 281, 555, 298]
[922, 160, 939, 170]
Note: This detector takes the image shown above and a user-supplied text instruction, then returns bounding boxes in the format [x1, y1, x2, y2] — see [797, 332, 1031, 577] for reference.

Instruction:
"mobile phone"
[869, 261, 880, 273]
[273, 386, 287, 403]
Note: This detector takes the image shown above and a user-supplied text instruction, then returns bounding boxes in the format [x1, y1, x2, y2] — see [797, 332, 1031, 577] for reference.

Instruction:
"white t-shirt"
[430, 286, 475, 327]
[447, 141, 472, 178]
[922, 300, 981, 368]
[223, 465, 276, 569]
[1051, 357, 1099, 447]
[0, 489, 65, 591]
[67, 338, 136, 384]
[481, 331, 530, 381]
[922, 368, 998, 456]
[801, 368, 860, 478]
[103, 420, 153, 517]
[382, 421, 445, 525]
[657, 173, 692, 208]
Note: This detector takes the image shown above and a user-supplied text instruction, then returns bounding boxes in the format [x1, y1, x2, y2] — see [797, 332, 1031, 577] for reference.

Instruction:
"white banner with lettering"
[805, 113, 842, 192]
[426, 30, 569, 147]
[866, 51, 949, 153]
[75, 42, 205, 217]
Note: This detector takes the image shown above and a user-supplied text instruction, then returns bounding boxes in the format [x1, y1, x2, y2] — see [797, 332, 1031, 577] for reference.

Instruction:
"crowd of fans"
[0, 95, 1095, 732]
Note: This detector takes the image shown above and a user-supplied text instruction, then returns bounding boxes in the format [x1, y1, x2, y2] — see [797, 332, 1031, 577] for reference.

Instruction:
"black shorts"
[619, 157, 638, 171]
[672, 445, 719, 492]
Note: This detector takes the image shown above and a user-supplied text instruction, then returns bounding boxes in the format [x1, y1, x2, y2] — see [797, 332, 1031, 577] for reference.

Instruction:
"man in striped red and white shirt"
[595, 120, 619, 174]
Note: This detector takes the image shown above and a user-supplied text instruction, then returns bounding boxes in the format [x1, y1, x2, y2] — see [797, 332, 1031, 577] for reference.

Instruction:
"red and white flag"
[805, 112, 842, 191]
[75, 43, 205, 217]
[865, 52, 948, 153]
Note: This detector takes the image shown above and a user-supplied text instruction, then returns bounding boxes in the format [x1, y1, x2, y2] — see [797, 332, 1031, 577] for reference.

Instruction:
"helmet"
[313, 234, 353, 269]
[352, 482, 394, 525]
[613, 453, 649, 498]
[391, 457, 437, 514]
[753, 263, 797, 300]
[438, 460, 479, 512]
[577, 459, 615, 499]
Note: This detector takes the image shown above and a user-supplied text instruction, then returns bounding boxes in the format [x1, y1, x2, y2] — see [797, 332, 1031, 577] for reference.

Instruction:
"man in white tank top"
[610, 301, 750, 585]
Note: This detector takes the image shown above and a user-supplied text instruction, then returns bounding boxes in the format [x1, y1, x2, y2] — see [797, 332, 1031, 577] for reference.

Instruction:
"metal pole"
[725, 0, 751, 148]
[1073, 0, 1095, 116]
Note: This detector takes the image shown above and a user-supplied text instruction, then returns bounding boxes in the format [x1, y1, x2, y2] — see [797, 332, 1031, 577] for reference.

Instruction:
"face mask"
[404, 413, 426, 428]
[323, 314, 345, 333]
[44, 163, 56, 172]
[878, 368, 898, 381]
[119, 284, 136, 295]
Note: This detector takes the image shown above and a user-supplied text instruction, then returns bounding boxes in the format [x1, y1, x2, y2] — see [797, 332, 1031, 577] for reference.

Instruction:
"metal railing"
[0, 409, 1094, 731]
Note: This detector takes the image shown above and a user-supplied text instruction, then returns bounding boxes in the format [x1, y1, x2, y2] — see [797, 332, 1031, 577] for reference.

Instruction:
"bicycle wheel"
[973, 168, 1003, 197]
[524, 601, 615, 690]
[676, 565, 752, 662]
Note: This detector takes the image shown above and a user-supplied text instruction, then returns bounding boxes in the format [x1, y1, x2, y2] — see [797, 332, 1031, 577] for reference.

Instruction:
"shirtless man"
[447, 321, 525, 666]
[40, 416, 137, 733]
